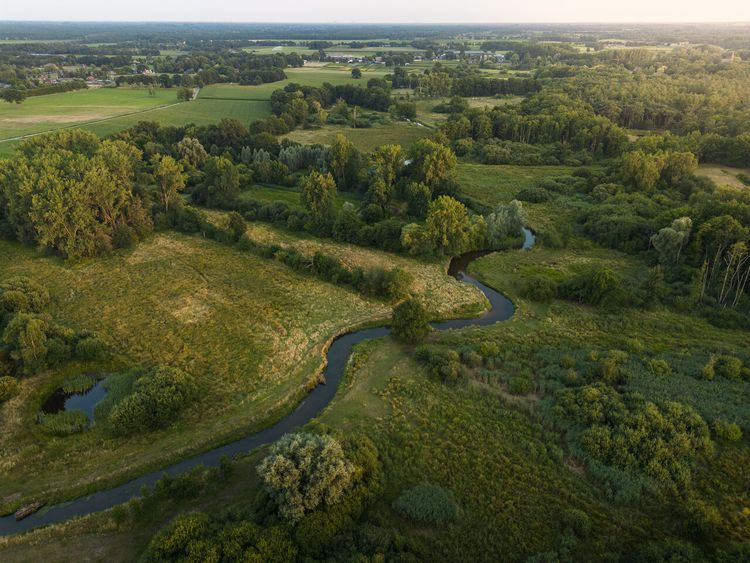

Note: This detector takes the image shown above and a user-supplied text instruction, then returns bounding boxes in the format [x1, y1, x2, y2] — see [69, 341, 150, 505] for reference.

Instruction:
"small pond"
[41, 377, 108, 421]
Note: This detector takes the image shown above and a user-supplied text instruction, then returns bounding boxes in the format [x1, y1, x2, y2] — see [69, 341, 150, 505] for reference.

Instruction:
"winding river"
[0, 228, 535, 537]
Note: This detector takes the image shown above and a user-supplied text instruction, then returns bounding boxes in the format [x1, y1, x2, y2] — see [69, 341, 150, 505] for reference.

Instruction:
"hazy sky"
[1, 0, 749, 23]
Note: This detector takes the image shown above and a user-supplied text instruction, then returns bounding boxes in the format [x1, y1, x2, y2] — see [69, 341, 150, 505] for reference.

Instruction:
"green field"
[0, 65, 392, 157]
[0, 87, 176, 142]
[237, 183, 362, 211]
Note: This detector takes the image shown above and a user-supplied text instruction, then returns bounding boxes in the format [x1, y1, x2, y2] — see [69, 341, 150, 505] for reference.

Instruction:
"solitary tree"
[257, 432, 354, 521]
[391, 298, 430, 343]
[351, 67, 362, 79]
[152, 155, 186, 211]
[486, 200, 525, 247]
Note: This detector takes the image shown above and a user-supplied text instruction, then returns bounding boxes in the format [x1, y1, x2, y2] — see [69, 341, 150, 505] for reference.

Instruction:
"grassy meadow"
[0, 225, 483, 508]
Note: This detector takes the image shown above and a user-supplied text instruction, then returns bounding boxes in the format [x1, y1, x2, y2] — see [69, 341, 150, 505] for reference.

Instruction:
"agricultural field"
[0, 87, 176, 145]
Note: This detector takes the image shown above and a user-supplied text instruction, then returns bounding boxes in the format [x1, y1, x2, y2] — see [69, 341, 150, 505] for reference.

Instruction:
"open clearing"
[0, 228, 482, 506]
[283, 121, 430, 151]
[697, 163, 750, 189]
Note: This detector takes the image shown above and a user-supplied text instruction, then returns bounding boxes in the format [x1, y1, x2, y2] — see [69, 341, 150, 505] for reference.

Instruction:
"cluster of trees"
[141, 433, 412, 561]
[270, 79, 393, 124]
[0, 277, 106, 378]
[0, 130, 153, 258]
[439, 92, 628, 161]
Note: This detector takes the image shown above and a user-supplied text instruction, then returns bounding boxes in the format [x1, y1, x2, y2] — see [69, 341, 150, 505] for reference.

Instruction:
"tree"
[351, 67, 362, 79]
[369, 144, 404, 189]
[650, 217, 692, 266]
[175, 137, 208, 167]
[152, 155, 186, 211]
[301, 170, 337, 221]
[0, 130, 150, 258]
[326, 134, 359, 190]
[423, 195, 472, 256]
[176, 87, 194, 102]
[2, 313, 48, 375]
[257, 432, 354, 521]
[485, 200, 525, 247]
[197, 156, 240, 207]
[391, 298, 430, 343]
[408, 139, 457, 194]
[1, 89, 26, 104]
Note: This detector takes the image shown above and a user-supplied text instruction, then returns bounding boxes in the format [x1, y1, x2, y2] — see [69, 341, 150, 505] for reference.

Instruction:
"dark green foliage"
[522, 274, 558, 302]
[392, 483, 459, 524]
[99, 366, 195, 436]
[391, 298, 430, 343]
[415, 346, 466, 383]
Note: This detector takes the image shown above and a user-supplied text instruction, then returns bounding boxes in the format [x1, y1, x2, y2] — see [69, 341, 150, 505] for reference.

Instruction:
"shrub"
[112, 223, 138, 249]
[0, 276, 50, 317]
[714, 355, 742, 380]
[509, 376, 533, 395]
[701, 357, 716, 381]
[257, 432, 354, 522]
[39, 410, 89, 435]
[106, 366, 195, 436]
[647, 358, 671, 377]
[0, 376, 18, 403]
[714, 419, 743, 442]
[479, 342, 500, 358]
[391, 298, 430, 343]
[522, 275, 558, 302]
[561, 508, 591, 539]
[392, 483, 459, 525]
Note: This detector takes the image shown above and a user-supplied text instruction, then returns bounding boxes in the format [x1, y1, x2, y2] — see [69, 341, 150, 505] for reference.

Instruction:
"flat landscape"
[0, 18, 749, 563]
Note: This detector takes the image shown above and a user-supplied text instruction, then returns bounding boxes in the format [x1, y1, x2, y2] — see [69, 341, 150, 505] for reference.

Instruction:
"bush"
[0, 376, 18, 403]
[75, 335, 107, 361]
[522, 275, 557, 302]
[392, 483, 459, 525]
[561, 508, 591, 539]
[647, 358, 671, 377]
[714, 355, 742, 380]
[0, 276, 50, 317]
[508, 376, 533, 395]
[701, 357, 716, 381]
[257, 432, 354, 522]
[714, 419, 743, 442]
[39, 410, 89, 435]
[106, 366, 195, 436]
[112, 223, 138, 249]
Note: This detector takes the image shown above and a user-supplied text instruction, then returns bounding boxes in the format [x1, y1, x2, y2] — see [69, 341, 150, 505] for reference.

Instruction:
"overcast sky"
[1, 0, 749, 23]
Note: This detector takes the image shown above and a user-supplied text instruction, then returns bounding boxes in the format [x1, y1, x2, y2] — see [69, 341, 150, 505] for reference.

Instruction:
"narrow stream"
[0, 228, 535, 536]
